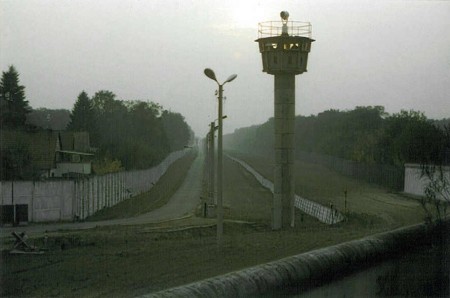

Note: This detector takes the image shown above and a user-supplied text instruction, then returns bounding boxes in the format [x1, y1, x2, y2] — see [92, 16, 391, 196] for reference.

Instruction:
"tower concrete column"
[274, 74, 296, 229]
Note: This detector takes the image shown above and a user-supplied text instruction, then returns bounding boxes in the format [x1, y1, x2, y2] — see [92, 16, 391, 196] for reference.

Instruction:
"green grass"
[86, 151, 197, 221]
[227, 150, 425, 229]
[0, 216, 392, 297]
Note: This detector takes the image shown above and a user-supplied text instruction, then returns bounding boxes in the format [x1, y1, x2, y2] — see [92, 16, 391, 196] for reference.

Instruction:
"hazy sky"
[1, 0, 449, 136]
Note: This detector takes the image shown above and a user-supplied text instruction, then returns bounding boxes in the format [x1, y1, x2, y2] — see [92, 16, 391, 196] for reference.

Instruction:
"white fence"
[227, 155, 344, 225]
[1, 150, 188, 223]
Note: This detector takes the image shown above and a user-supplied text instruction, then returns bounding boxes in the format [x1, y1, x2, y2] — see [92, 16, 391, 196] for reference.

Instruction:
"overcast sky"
[1, 0, 449, 136]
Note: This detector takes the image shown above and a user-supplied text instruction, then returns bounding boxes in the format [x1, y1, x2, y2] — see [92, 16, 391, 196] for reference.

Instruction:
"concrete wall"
[0, 149, 188, 223]
[227, 155, 344, 224]
[33, 181, 74, 221]
[74, 172, 128, 220]
[404, 163, 450, 198]
[144, 221, 447, 297]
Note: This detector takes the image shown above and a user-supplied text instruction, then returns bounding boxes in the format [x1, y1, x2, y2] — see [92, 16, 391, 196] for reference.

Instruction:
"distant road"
[0, 153, 203, 237]
[127, 152, 202, 223]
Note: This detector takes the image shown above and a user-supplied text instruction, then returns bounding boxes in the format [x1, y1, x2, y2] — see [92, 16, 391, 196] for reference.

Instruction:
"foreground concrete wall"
[227, 155, 344, 224]
[0, 150, 188, 222]
[144, 221, 445, 298]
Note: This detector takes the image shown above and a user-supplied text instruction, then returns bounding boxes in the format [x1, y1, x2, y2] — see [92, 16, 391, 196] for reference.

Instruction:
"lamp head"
[204, 68, 217, 83]
[225, 74, 237, 84]
[280, 11, 289, 21]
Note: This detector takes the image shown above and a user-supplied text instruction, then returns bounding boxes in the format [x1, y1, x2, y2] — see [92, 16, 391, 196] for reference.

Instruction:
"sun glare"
[230, 3, 266, 29]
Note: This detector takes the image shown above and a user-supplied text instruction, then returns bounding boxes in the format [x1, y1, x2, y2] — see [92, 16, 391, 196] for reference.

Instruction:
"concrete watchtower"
[256, 11, 314, 230]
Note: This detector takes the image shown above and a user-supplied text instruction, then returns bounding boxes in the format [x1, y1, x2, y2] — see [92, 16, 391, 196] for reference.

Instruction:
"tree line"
[67, 90, 193, 172]
[27, 108, 71, 131]
[225, 106, 450, 167]
[1, 65, 193, 179]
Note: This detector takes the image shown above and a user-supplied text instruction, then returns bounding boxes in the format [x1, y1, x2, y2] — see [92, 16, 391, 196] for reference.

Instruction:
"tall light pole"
[208, 116, 226, 208]
[204, 68, 237, 246]
[208, 122, 216, 205]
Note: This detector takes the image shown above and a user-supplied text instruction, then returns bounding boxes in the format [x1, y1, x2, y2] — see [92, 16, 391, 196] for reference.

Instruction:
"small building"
[404, 163, 450, 200]
[50, 131, 94, 178]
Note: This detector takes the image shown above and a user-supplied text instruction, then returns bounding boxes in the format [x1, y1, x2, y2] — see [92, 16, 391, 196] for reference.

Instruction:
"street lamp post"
[204, 68, 237, 246]
[209, 122, 215, 205]
[208, 116, 227, 207]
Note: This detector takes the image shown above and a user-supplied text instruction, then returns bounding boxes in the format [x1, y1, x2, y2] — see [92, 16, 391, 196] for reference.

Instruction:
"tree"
[92, 157, 123, 175]
[420, 166, 449, 223]
[27, 108, 71, 130]
[225, 106, 447, 168]
[67, 91, 96, 132]
[379, 110, 445, 166]
[0, 135, 33, 180]
[88, 92, 172, 170]
[0, 65, 31, 128]
[91, 90, 127, 149]
[420, 125, 450, 224]
[123, 101, 169, 168]
[161, 110, 191, 151]
[91, 90, 120, 115]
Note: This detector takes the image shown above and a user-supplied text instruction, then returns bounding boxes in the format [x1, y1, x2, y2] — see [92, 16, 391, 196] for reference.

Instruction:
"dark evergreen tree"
[0, 65, 31, 128]
[67, 91, 96, 132]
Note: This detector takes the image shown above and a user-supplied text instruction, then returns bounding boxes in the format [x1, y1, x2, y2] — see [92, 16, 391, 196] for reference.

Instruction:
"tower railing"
[258, 21, 312, 38]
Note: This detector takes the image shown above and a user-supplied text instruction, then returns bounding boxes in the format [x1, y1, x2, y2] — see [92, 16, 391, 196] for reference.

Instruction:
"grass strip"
[86, 151, 197, 221]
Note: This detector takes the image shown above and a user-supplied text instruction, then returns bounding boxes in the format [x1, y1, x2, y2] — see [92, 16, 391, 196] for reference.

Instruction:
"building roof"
[56, 150, 94, 156]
